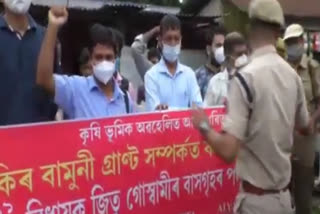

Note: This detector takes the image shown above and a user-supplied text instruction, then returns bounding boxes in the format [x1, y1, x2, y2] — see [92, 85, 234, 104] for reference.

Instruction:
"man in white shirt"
[131, 26, 161, 79]
[131, 27, 161, 112]
[195, 26, 227, 98]
[204, 32, 248, 106]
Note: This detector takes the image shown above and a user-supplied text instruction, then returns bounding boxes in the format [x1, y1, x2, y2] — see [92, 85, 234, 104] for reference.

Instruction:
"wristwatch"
[199, 120, 211, 136]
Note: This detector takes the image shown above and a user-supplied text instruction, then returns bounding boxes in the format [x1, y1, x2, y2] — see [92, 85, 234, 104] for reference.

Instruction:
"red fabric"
[0, 108, 238, 213]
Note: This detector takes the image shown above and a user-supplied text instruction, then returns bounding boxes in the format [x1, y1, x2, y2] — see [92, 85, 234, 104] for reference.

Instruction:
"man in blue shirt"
[144, 15, 203, 111]
[37, 7, 134, 120]
[0, 0, 58, 125]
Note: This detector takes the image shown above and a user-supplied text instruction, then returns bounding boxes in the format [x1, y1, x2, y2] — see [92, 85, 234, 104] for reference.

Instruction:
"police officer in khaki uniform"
[283, 24, 320, 214]
[191, 0, 320, 213]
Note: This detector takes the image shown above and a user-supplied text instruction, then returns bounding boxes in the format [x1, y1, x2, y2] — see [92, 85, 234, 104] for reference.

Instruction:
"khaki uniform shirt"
[296, 54, 320, 113]
[223, 45, 309, 190]
[293, 54, 320, 167]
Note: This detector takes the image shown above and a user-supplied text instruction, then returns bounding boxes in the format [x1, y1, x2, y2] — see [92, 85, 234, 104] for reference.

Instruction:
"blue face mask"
[287, 44, 304, 62]
[162, 43, 181, 63]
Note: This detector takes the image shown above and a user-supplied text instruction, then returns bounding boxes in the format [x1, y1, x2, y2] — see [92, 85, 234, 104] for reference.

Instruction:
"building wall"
[287, 16, 320, 31]
[198, 0, 222, 17]
[222, 0, 320, 33]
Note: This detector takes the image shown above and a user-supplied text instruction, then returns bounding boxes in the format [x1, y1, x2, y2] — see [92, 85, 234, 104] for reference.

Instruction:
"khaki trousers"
[292, 134, 317, 214]
[291, 160, 314, 214]
[293, 134, 316, 167]
[234, 190, 294, 214]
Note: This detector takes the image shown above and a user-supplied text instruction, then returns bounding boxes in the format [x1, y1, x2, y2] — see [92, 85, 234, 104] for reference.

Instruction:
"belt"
[242, 181, 289, 196]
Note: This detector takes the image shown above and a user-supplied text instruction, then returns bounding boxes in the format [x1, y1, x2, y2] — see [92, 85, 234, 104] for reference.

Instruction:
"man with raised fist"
[37, 7, 134, 119]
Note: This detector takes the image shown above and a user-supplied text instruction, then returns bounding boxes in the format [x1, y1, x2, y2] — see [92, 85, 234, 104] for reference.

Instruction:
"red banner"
[0, 108, 238, 214]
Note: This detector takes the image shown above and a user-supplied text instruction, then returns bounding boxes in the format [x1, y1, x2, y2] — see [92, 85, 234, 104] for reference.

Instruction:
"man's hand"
[192, 107, 239, 163]
[143, 26, 160, 43]
[191, 107, 210, 131]
[49, 6, 68, 27]
[155, 104, 168, 111]
[297, 110, 319, 136]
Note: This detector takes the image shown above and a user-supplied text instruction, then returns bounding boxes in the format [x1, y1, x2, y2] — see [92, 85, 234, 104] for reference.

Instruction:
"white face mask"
[93, 61, 115, 85]
[4, 0, 32, 14]
[214, 46, 225, 65]
[235, 54, 248, 68]
[162, 43, 181, 63]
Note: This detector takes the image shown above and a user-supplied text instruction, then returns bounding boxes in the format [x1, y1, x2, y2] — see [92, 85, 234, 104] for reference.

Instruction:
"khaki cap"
[249, 0, 285, 26]
[283, 24, 304, 41]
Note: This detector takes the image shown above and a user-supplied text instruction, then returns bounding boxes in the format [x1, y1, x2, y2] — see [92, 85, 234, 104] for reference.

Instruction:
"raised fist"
[48, 6, 68, 26]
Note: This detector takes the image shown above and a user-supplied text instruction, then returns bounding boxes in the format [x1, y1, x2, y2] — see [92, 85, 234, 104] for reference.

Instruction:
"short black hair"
[89, 23, 118, 56]
[205, 25, 227, 46]
[224, 32, 246, 56]
[147, 48, 161, 61]
[160, 15, 181, 35]
[111, 28, 125, 56]
[78, 48, 90, 66]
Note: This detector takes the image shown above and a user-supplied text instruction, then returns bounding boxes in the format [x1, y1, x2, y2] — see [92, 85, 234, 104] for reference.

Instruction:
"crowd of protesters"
[2, 0, 320, 213]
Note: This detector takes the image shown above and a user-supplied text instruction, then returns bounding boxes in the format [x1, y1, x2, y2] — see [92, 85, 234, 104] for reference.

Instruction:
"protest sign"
[0, 108, 238, 214]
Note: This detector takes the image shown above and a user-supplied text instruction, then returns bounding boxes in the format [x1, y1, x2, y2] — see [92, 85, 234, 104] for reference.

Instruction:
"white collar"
[215, 69, 229, 81]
